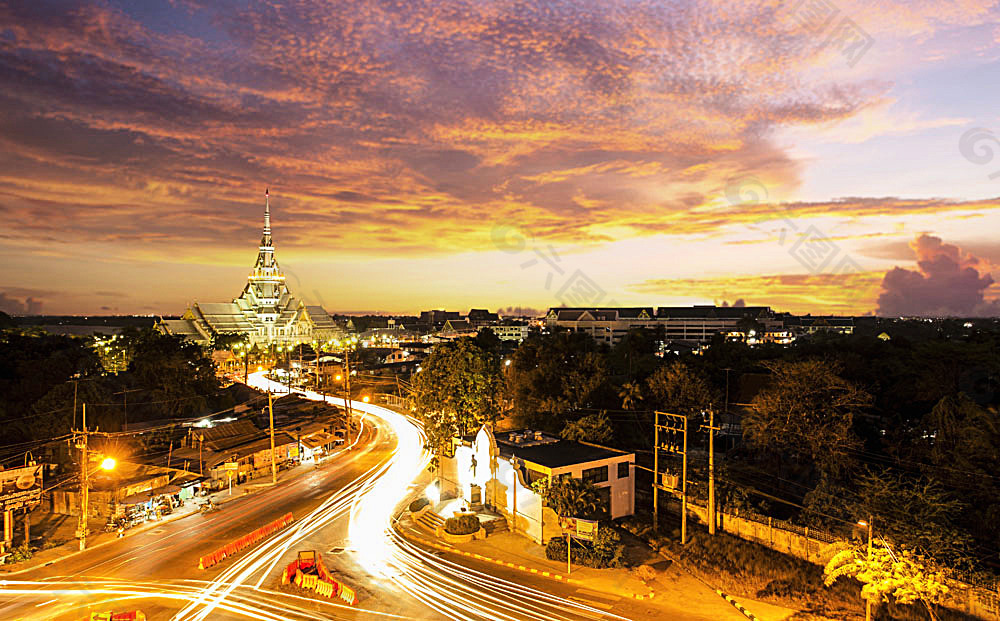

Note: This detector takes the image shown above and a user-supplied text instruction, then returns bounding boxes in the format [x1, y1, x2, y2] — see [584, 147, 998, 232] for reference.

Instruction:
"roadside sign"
[0, 464, 43, 512]
[559, 517, 599, 542]
[223, 462, 239, 471]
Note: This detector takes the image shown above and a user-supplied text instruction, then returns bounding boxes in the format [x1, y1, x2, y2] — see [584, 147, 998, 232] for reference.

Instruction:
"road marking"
[35, 598, 58, 607]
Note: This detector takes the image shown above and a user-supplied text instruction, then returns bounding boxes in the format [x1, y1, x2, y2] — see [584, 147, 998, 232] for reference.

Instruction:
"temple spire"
[264, 187, 271, 233]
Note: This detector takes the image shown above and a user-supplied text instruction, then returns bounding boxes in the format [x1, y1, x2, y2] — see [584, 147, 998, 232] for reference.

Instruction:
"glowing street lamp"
[100, 457, 117, 471]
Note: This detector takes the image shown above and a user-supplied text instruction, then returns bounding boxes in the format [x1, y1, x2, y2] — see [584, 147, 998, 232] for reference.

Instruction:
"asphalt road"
[0, 385, 774, 621]
[0, 418, 430, 621]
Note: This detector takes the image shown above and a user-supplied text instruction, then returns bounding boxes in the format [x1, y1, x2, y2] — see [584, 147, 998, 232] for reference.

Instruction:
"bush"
[445, 513, 481, 535]
[545, 527, 625, 569]
[409, 497, 429, 513]
[4, 544, 32, 564]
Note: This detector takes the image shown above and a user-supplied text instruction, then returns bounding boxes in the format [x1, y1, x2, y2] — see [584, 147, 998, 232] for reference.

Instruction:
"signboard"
[223, 462, 239, 471]
[0, 464, 43, 512]
[559, 517, 599, 542]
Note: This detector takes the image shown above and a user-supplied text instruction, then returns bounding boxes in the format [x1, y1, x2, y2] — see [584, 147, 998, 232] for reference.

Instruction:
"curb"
[655, 547, 761, 620]
[0, 506, 196, 576]
[716, 589, 759, 621]
[397, 524, 583, 585]
[401, 525, 659, 600]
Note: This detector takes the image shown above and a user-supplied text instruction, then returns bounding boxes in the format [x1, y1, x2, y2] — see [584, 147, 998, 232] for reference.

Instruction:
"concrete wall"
[670, 498, 1000, 620]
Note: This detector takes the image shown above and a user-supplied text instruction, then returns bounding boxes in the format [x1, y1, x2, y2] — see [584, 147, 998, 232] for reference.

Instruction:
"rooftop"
[493, 429, 631, 469]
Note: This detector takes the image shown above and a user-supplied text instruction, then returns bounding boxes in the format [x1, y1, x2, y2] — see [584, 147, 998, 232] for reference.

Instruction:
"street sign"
[0, 464, 43, 512]
[223, 462, 239, 471]
[559, 516, 599, 542]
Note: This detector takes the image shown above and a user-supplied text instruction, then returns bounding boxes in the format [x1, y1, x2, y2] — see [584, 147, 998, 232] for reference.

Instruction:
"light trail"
[4, 372, 635, 620]
[247, 375, 633, 621]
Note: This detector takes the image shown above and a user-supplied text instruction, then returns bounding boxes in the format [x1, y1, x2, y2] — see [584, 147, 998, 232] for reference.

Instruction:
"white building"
[156, 191, 341, 347]
[439, 426, 635, 544]
[487, 324, 529, 342]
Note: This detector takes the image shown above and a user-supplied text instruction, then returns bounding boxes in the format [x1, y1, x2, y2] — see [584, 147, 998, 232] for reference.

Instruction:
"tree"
[532, 476, 606, 520]
[506, 331, 610, 431]
[824, 541, 950, 612]
[408, 338, 503, 458]
[562, 412, 614, 444]
[618, 382, 642, 410]
[212, 331, 250, 351]
[914, 394, 1000, 554]
[845, 469, 972, 568]
[743, 360, 870, 475]
[646, 360, 714, 411]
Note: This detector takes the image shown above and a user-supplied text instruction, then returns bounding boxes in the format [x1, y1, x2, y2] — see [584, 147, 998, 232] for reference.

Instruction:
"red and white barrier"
[198, 512, 294, 570]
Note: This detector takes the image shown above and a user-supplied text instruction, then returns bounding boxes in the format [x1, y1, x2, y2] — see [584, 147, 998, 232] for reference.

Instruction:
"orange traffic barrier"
[198, 513, 295, 570]
[284, 551, 358, 606]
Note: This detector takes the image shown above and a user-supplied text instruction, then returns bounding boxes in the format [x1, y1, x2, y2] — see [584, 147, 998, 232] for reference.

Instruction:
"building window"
[596, 486, 612, 514]
[617, 461, 630, 479]
[582, 465, 608, 484]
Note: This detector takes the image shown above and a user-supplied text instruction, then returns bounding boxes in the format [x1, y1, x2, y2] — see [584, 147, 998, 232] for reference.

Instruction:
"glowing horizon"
[3, 1, 1000, 317]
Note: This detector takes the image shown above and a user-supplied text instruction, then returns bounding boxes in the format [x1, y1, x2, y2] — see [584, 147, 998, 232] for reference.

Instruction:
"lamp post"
[76, 403, 116, 551]
[859, 516, 874, 621]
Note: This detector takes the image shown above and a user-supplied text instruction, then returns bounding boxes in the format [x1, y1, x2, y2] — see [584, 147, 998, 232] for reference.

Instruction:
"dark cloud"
[0, 292, 43, 315]
[497, 306, 543, 318]
[876, 234, 1000, 317]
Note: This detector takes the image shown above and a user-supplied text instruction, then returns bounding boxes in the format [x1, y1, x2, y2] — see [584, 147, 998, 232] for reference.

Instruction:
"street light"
[100, 457, 117, 471]
[858, 517, 874, 621]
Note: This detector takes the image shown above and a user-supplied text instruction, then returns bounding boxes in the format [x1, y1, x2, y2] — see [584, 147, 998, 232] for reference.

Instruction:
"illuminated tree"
[823, 541, 950, 611]
[408, 338, 502, 464]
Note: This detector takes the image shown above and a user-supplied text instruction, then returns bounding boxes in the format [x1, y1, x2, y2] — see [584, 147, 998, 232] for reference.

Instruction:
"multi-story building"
[544, 305, 787, 346]
[488, 323, 529, 342]
[543, 307, 656, 345]
[156, 191, 340, 347]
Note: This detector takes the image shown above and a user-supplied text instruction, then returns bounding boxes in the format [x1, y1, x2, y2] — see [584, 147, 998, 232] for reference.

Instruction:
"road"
[0, 374, 750, 620]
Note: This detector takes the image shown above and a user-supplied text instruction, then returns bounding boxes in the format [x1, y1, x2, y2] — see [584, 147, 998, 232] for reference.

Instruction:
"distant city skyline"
[2, 1, 1000, 317]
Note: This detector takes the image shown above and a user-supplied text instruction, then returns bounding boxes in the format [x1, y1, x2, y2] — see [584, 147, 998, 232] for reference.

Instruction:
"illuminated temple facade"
[156, 191, 340, 347]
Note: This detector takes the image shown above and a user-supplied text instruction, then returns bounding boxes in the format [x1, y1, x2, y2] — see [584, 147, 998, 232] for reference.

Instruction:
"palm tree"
[619, 381, 642, 410]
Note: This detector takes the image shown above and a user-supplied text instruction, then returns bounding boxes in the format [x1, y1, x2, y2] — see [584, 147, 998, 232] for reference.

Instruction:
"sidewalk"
[0, 460, 319, 576]
[396, 511, 800, 621]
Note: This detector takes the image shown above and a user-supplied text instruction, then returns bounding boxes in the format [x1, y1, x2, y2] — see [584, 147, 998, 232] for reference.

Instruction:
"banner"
[0, 464, 43, 511]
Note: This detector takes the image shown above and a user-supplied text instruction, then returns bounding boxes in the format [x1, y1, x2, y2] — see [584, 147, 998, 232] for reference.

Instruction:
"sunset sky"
[2, 0, 1000, 317]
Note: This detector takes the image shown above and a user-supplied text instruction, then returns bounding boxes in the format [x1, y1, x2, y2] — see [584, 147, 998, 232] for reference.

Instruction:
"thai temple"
[156, 190, 341, 347]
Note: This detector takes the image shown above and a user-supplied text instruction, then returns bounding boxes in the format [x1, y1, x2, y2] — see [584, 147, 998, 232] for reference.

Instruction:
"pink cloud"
[876, 234, 999, 317]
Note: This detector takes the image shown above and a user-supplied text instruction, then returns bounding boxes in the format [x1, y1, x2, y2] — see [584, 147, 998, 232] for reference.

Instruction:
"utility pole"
[113, 388, 141, 432]
[344, 350, 353, 420]
[77, 404, 89, 551]
[700, 408, 720, 535]
[865, 516, 874, 621]
[653, 412, 659, 530]
[653, 411, 688, 543]
[268, 390, 277, 485]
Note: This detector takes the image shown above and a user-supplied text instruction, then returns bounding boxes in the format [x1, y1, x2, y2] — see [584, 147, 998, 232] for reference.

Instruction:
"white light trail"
[4, 372, 635, 621]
